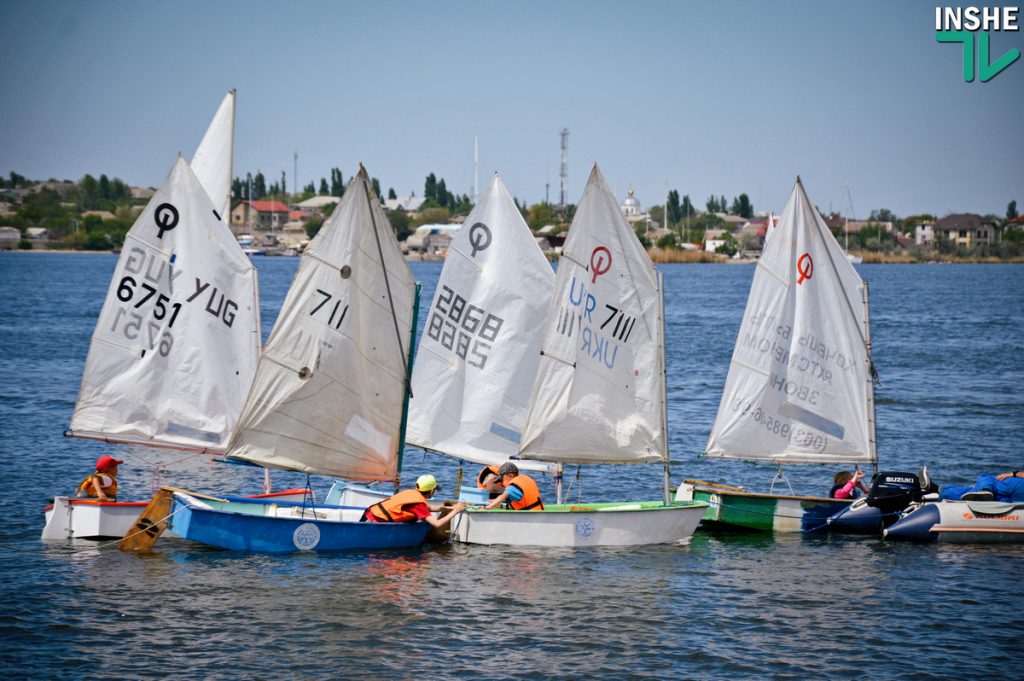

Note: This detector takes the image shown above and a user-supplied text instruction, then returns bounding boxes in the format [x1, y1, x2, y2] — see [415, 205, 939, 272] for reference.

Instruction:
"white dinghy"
[43, 91, 278, 541]
[452, 164, 707, 547]
[676, 177, 879, 532]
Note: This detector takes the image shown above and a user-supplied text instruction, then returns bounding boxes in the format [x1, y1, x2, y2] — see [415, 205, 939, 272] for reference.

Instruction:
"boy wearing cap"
[484, 463, 545, 511]
[76, 455, 124, 501]
[363, 474, 467, 529]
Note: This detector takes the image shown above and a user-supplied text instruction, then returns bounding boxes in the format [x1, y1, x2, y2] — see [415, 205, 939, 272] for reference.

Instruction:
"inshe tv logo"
[936, 6, 1020, 81]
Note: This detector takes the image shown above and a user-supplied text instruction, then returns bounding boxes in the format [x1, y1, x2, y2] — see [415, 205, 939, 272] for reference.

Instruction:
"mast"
[862, 282, 879, 476]
[395, 284, 422, 489]
[658, 271, 671, 505]
[229, 89, 236, 233]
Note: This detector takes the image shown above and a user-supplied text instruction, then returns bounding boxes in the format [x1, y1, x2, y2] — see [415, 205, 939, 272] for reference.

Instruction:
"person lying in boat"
[362, 474, 467, 528]
[939, 471, 1024, 503]
[477, 464, 505, 499]
[483, 463, 544, 511]
[830, 470, 869, 500]
[76, 455, 123, 501]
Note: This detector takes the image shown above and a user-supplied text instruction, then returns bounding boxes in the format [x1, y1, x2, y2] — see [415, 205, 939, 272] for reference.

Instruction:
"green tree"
[388, 210, 411, 241]
[388, 187, 397, 200]
[526, 202, 556, 230]
[706, 195, 720, 213]
[304, 215, 324, 239]
[424, 173, 437, 202]
[99, 174, 110, 200]
[330, 168, 343, 198]
[667, 190, 681, 226]
[1008, 200, 1018, 220]
[80, 174, 99, 209]
[720, 195, 727, 214]
[319, 178, 329, 195]
[634, 225, 651, 249]
[681, 194, 695, 219]
[245, 172, 253, 199]
[731, 193, 753, 219]
[253, 172, 267, 199]
[656, 232, 677, 249]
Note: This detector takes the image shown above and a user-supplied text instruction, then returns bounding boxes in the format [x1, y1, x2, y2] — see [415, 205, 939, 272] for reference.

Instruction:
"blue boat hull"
[170, 497, 430, 553]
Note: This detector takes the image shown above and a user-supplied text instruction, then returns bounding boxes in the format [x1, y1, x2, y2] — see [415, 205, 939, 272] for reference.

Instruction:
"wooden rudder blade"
[119, 487, 174, 551]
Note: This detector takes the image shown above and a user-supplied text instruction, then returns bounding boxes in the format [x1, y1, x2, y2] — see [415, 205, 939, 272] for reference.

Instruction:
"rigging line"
[806, 191, 874, 368]
[363, 177, 411, 393]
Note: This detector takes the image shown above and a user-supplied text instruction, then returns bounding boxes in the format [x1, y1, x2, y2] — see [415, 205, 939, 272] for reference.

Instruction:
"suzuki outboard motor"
[829, 470, 930, 534]
[866, 471, 924, 514]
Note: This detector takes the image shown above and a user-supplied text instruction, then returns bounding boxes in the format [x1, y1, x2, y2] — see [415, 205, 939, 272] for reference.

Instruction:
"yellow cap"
[416, 474, 438, 492]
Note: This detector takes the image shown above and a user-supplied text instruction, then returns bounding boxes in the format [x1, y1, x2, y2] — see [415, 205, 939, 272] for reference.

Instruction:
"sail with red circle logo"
[519, 163, 666, 465]
[705, 177, 877, 465]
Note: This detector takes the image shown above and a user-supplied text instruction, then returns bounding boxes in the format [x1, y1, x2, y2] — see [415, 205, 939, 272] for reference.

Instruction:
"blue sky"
[1, 0, 1021, 217]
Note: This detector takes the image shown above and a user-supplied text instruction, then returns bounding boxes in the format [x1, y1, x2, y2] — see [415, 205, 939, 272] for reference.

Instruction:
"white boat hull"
[452, 501, 707, 547]
[41, 489, 312, 541]
[42, 498, 149, 540]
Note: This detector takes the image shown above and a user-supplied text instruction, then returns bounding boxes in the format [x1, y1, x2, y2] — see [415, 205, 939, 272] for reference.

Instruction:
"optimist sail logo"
[936, 6, 1021, 81]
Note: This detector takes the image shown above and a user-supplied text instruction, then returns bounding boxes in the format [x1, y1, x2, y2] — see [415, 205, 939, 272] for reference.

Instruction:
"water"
[1, 253, 1022, 679]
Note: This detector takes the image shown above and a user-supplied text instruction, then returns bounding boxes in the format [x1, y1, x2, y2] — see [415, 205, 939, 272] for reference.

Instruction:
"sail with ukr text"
[226, 168, 416, 481]
[190, 89, 235, 222]
[69, 156, 261, 451]
[405, 174, 555, 472]
[705, 177, 876, 464]
[519, 163, 666, 465]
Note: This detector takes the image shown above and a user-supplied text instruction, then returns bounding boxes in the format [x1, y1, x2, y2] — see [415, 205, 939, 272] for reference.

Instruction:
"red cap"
[96, 455, 124, 472]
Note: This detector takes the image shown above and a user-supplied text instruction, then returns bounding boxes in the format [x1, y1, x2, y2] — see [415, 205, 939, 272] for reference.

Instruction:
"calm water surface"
[1, 253, 1022, 679]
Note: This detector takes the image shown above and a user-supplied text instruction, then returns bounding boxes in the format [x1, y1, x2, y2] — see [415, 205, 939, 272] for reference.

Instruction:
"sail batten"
[68, 157, 261, 452]
[519, 164, 666, 465]
[705, 178, 876, 465]
[226, 169, 415, 481]
[405, 174, 556, 473]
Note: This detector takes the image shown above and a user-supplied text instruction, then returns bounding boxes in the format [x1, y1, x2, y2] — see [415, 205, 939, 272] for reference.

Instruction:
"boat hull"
[452, 501, 707, 547]
[884, 501, 1024, 543]
[169, 493, 430, 553]
[42, 498, 149, 540]
[676, 482, 850, 533]
[41, 489, 312, 541]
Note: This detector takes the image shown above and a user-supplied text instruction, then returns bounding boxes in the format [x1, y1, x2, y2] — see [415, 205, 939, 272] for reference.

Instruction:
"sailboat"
[675, 176, 878, 533]
[43, 152, 264, 540]
[450, 164, 708, 547]
[42, 92, 304, 541]
[147, 167, 434, 553]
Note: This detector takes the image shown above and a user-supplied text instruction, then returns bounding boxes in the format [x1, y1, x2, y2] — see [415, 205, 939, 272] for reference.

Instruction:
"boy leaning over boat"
[363, 474, 467, 529]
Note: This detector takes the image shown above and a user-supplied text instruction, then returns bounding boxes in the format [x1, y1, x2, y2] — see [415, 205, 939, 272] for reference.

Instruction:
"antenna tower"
[559, 127, 569, 211]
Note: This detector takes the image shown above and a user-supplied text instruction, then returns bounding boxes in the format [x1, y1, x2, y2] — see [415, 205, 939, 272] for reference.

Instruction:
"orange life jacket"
[367, 488, 429, 523]
[506, 474, 543, 511]
[477, 465, 500, 489]
[77, 472, 117, 499]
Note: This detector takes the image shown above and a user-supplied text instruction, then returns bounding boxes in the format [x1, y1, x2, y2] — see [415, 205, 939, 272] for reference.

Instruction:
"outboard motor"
[866, 471, 923, 514]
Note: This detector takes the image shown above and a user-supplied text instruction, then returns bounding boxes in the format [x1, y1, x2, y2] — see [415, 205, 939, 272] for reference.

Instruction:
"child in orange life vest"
[363, 474, 466, 528]
[484, 462, 544, 511]
[477, 464, 505, 499]
[77, 455, 124, 501]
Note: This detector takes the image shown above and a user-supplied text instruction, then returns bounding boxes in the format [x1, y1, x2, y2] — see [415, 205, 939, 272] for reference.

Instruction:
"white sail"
[705, 177, 875, 464]
[519, 164, 665, 465]
[69, 156, 261, 451]
[227, 168, 415, 481]
[191, 90, 234, 222]
[405, 174, 555, 472]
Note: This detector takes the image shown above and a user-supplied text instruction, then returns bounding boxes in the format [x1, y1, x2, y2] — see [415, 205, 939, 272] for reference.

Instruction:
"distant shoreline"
[5, 249, 1023, 264]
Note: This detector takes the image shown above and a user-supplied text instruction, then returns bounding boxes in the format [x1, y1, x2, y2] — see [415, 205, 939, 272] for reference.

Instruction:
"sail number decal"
[427, 285, 504, 369]
[108, 246, 240, 358]
[729, 398, 828, 454]
[553, 276, 637, 370]
[310, 289, 349, 330]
